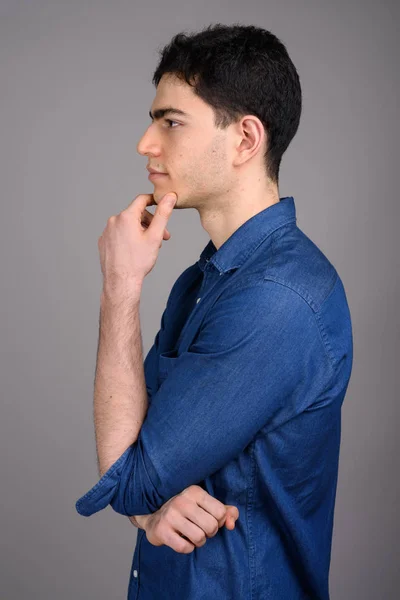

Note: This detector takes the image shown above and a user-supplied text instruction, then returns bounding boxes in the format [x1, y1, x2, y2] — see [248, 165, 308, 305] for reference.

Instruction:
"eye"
[165, 119, 180, 128]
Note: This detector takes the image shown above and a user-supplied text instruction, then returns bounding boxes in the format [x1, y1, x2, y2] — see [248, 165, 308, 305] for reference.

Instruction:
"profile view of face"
[136, 73, 234, 210]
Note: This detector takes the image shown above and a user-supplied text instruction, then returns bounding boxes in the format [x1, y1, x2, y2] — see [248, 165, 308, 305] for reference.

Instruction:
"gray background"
[1, 1, 398, 598]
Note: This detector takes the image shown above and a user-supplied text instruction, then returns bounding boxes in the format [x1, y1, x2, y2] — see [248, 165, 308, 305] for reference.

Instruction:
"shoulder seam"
[259, 277, 338, 372]
[262, 271, 338, 314]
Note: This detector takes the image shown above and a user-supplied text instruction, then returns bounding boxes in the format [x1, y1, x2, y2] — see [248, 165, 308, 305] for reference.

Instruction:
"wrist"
[131, 514, 150, 531]
[101, 280, 143, 306]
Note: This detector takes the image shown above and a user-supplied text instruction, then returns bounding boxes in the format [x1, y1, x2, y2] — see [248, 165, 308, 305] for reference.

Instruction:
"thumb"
[150, 193, 177, 240]
[225, 505, 239, 527]
[162, 192, 177, 207]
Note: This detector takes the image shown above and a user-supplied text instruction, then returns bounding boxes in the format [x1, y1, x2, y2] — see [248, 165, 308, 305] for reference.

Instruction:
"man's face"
[137, 73, 233, 209]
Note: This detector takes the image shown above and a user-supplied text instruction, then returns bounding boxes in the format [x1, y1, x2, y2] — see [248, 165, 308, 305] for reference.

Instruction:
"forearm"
[94, 285, 148, 478]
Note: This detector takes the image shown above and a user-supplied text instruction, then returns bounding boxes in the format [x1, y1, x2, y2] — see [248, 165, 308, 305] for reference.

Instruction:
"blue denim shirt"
[76, 196, 353, 600]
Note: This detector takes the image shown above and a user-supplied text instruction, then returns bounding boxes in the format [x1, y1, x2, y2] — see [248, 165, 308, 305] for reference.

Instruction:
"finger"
[144, 224, 170, 242]
[225, 505, 239, 517]
[140, 209, 154, 225]
[146, 193, 177, 240]
[142, 222, 171, 241]
[220, 507, 238, 529]
[228, 514, 236, 527]
[124, 193, 156, 215]
[173, 514, 208, 548]
[167, 531, 195, 554]
[141, 209, 170, 236]
[180, 503, 220, 538]
[196, 493, 228, 528]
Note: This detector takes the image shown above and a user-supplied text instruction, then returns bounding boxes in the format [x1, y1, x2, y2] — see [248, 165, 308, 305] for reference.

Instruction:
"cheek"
[175, 138, 228, 191]
[184, 155, 216, 191]
[208, 135, 229, 177]
[174, 149, 206, 184]
[204, 145, 228, 185]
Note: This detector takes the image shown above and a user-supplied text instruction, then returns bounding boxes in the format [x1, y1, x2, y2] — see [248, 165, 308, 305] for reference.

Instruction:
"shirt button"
[133, 570, 138, 578]
[196, 297, 201, 303]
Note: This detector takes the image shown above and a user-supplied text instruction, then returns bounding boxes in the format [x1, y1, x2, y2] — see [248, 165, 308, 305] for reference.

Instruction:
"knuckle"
[209, 525, 219, 537]
[201, 489, 211, 503]
[170, 495, 184, 509]
[175, 493, 190, 508]
[175, 538, 191, 554]
[119, 211, 132, 223]
[178, 540, 189, 553]
[163, 530, 174, 547]
[217, 506, 227, 520]
[184, 485, 198, 497]
[166, 506, 179, 522]
[154, 520, 164, 535]
[194, 532, 206, 546]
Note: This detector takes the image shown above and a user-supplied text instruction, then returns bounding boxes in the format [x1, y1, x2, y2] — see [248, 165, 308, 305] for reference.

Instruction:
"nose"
[136, 124, 161, 157]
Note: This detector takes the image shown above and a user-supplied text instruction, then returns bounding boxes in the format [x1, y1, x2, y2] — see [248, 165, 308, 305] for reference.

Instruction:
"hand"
[98, 192, 177, 295]
[132, 485, 239, 554]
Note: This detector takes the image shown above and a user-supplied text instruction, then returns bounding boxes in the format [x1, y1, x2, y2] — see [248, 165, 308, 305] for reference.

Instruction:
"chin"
[154, 191, 179, 205]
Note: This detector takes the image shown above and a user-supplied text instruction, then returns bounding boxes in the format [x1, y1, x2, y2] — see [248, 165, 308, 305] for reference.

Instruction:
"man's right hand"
[130, 485, 239, 554]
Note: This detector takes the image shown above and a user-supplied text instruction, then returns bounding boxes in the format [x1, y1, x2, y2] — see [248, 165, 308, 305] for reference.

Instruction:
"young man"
[76, 23, 353, 600]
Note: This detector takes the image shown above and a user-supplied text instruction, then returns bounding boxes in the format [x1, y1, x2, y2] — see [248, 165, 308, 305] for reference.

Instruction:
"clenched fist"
[130, 485, 239, 554]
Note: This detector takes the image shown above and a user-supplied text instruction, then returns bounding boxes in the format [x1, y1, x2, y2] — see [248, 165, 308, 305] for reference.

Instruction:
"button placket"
[175, 264, 225, 353]
[128, 528, 144, 597]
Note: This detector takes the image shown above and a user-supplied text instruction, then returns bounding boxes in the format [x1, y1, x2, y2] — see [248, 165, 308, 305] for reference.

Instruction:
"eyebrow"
[149, 107, 191, 121]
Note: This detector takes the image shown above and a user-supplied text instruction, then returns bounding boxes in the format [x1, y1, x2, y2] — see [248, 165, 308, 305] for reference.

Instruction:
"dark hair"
[152, 23, 302, 184]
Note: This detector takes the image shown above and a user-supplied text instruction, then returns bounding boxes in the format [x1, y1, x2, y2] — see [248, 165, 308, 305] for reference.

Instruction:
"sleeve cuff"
[75, 446, 133, 517]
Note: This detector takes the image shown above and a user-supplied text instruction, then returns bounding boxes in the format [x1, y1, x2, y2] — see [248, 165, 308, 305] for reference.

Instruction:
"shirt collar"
[198, 196, 297, 274]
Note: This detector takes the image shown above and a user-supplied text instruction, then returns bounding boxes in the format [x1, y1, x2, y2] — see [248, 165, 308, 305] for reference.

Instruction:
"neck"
[198, 178, 280, 250]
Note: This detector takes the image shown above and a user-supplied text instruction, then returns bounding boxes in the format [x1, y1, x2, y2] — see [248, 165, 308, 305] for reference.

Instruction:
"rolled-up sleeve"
[75, 281, 332, 517]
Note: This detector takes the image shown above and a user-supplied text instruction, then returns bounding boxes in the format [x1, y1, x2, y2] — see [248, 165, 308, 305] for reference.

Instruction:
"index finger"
[124, 194, 156, 213]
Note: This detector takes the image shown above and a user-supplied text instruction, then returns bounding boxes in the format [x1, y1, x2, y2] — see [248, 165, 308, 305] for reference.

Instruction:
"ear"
[232, 115, 266, 167]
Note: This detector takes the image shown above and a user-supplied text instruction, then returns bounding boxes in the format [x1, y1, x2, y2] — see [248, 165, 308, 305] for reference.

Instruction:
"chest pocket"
[157, 349, 179, 387]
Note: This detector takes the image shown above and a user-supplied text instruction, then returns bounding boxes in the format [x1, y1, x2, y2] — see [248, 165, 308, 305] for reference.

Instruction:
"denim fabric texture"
[76, 196, 353, 599]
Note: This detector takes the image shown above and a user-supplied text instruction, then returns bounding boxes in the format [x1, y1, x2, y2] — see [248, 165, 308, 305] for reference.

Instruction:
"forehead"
[153, 73, 193, 101]
[150, 73, 210, 117]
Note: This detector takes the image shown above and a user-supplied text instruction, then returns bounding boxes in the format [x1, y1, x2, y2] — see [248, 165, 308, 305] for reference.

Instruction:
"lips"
[148, 172, 168, 181]
[147, 167, 168, 174]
